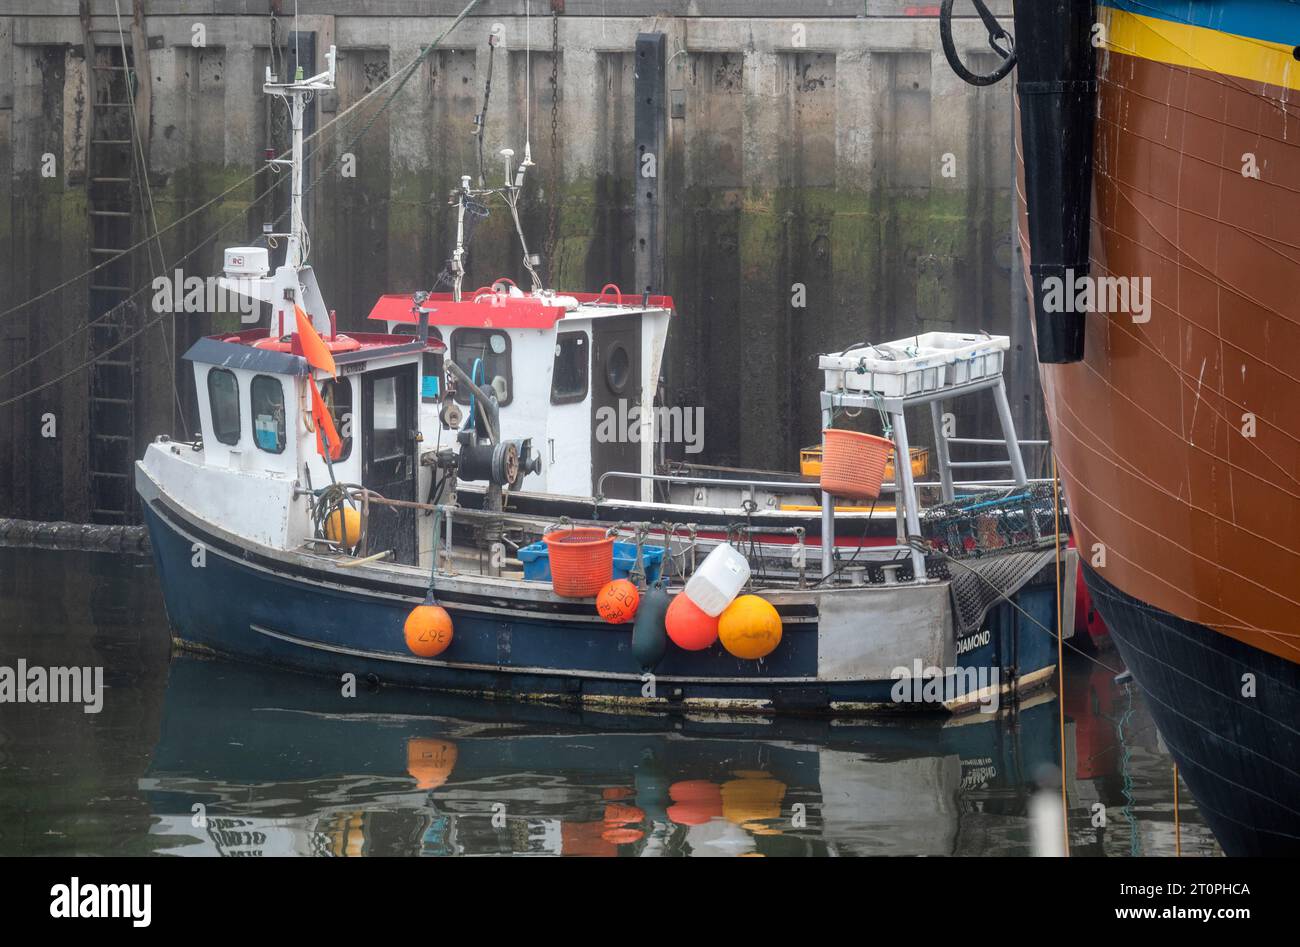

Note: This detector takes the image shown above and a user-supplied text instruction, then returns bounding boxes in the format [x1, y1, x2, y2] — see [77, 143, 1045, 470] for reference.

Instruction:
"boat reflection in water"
[143, 655, 1070, 856]
[0, 547, 1213, 857]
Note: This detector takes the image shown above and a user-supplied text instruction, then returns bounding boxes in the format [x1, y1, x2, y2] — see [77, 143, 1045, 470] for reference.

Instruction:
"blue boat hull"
[1084, 565, 1300, 856]
[141, 490, 1059, 714]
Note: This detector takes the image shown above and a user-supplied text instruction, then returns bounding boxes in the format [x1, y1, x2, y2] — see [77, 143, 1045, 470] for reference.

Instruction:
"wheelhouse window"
[393, 324, 443, 343]
[250, 375, 286, 454]
[318, 377, 353, 461]
[207, 368, 241, 446]
[551, 332, 588, 405]
[371, 374, 403, 461]
[421, 352, 444, 403]
[450, 328, 512, 407]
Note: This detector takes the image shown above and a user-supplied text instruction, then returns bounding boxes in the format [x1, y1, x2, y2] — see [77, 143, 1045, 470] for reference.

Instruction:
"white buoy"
[684, 544, 751, 617]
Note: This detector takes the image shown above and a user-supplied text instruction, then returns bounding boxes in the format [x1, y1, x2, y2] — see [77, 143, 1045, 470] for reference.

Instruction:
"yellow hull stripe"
[1100, 6, 1300, 92]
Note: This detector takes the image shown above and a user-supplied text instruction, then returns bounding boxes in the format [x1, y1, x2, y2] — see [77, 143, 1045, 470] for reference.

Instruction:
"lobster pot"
[543, 528, 614, 598]
[819, 429, 893, 500]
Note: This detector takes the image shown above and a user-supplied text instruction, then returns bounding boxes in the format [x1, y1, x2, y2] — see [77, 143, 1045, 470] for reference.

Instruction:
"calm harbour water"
[0, 546, 1219, 857]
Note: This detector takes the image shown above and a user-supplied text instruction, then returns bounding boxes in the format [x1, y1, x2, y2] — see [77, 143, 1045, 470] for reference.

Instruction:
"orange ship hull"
[1014, 1, 1300, 853]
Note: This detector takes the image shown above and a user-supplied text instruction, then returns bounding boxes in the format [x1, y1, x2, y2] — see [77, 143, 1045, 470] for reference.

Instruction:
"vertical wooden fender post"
[634, 33, 666, 298]
[130, 0, 152, 153]
[78, 1, 96, 149]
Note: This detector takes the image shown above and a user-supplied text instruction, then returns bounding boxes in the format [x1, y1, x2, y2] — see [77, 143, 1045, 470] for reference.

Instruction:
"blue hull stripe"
[1099, 0, 1300, 46]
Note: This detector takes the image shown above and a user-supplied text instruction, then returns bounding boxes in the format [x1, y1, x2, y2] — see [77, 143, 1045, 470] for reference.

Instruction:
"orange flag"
[293, 304, 337, 378]
[310, 376, 343, 461]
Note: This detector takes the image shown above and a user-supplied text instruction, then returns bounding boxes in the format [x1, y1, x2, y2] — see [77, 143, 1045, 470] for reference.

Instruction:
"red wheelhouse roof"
[368, 289, 675, 329]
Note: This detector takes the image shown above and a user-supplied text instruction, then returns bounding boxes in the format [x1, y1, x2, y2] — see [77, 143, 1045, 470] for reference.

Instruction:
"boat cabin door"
[590, 314, 643, 500]
[361, 364, 419, 565]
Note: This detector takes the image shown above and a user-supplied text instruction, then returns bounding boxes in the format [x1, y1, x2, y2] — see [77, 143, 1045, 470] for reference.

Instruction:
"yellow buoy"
[721, 772, 786, 824]
[325, 506, 362, 548]
[718, 594, 783, 660]
[404, 604, 454, 657]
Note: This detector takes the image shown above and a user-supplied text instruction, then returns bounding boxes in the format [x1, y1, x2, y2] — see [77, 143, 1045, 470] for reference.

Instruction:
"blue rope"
[462, 356, 485, 433]
[1115, 683, 1141, 856]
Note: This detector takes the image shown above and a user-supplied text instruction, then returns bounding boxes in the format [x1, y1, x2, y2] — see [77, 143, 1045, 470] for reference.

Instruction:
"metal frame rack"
[818, 373, 1029, 581]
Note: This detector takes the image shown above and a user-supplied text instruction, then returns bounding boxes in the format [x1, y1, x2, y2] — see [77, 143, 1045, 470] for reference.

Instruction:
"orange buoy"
[601, 827, 645, 845]
[325, 506, 362, 548]
[665, 592, 719, 651]
[667, 780, 724, 826]
[718, 594, 783, 660]
[406, 738, 458, 790]
[603, 803, 646, 826]
[596, 579, 640, 624]
[404, 603, 453, 657]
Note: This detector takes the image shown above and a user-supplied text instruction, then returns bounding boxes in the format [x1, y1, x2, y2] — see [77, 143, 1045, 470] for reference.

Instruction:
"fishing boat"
[940, 0, 1300, 853]
[135, 43, 1070, 718]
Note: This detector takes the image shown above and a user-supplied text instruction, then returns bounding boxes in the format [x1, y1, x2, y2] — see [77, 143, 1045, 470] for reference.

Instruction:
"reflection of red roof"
[368, 289, 675, 329]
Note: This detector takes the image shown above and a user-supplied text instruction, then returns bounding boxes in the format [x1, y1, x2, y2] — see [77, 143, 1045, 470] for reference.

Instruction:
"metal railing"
[596, 469, 1055, 504]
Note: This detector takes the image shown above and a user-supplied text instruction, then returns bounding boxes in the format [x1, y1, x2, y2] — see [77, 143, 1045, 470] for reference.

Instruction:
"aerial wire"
[0, 0, 487, 407]
[0, 0, 485, 325]
[1053, 452, 1069, 855]
[525, 0, 533, 165]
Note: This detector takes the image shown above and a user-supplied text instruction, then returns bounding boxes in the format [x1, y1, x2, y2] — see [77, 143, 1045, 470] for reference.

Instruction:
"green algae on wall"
[661, 184, 1008, 469]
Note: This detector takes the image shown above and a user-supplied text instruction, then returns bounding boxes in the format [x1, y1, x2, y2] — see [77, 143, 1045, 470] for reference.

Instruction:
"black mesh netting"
[945, 548, 1059, 636]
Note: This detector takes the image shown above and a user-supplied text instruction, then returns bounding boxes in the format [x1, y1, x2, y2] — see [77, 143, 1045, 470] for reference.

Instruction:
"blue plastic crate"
[517, 540, 664, 584]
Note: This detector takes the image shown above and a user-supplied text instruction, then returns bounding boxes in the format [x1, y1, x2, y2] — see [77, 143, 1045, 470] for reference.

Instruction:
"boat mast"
[445, 25, 544, 301]
[452, 176, 471, 303]
[265, 47, 338, 270]
[448, 138, 543, 300]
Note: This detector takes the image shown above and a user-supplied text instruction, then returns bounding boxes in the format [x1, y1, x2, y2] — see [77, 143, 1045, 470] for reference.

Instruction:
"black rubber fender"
[631, 585, 671, 672]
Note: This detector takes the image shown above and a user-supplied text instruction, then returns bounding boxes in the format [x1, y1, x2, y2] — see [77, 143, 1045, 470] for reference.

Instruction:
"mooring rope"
[1053, 452, 1069, 855]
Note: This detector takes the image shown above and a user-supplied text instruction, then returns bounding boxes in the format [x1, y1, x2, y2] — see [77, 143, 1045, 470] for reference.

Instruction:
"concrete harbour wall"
[0, 2, 1038, 522]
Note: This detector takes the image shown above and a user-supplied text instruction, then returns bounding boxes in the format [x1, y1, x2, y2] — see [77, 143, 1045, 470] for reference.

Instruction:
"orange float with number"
[404, 603, 454, 657]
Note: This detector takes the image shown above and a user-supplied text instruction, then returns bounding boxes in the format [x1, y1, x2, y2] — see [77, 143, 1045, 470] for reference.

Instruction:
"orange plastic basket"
[819, 429, 894, 500]
[543, 527, 615, 598]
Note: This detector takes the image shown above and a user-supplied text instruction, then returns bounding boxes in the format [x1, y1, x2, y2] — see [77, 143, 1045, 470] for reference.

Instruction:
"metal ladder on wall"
[85, 35, 139, 524]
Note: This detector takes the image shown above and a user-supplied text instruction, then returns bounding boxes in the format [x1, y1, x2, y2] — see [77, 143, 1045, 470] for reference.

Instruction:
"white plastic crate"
[928, 332, 1009, 385]
[820, 332, 1009, 397]
[948, 346, 1006, 385]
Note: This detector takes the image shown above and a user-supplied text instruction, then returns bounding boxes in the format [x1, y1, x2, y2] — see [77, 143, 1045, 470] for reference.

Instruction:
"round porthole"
[606, 342, 631, 394]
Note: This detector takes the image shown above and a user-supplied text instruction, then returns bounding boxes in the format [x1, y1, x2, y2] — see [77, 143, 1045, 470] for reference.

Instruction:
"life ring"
[251, 334, 363, 353]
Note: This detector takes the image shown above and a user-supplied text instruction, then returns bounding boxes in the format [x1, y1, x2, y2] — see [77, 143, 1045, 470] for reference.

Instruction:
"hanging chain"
[545, 9, 560, 285]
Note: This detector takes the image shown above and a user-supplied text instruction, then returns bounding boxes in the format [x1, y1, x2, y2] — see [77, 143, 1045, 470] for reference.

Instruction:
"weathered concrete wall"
[0, 2, 1036, 521]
